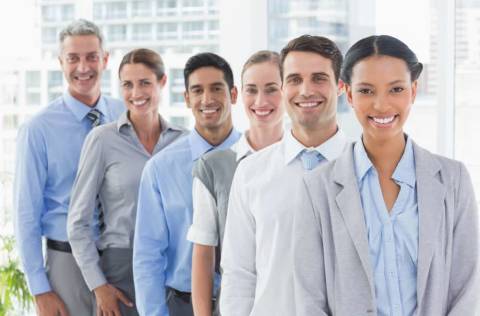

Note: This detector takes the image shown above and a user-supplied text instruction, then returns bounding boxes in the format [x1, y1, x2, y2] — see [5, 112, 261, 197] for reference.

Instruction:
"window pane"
[455, 0, 480, 198]
[108, 24, 127, 41]
[132, 24, 152, 40]
[106, 2, 127, 19]
[132, 0, 152, 17]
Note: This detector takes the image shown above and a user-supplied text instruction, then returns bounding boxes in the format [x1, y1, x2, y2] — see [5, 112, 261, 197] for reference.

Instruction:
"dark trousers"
[166, 288, 194, 316]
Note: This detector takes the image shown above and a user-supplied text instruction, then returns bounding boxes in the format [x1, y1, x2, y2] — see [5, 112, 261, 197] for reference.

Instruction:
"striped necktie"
[86, 109, 102, 127]
[86, 108, 104, 231]
[300, 149, 324, 171]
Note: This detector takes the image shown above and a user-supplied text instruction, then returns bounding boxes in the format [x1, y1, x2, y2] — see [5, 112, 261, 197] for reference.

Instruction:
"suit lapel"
[333, 144, 375, 295]
[414, 142, 446, 307]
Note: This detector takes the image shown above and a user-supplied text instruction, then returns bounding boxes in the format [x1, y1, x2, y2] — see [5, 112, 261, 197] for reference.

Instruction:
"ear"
[345, 83, 354, 107]
[230, 86, 238, 105]
[58, 55, 63, 67]
[411, 80, 418, 104]
[102, 51, 110, 70]
[337, 79, 345, 97]
[159, 74, 167, 88]
[184, 90, 191, 109]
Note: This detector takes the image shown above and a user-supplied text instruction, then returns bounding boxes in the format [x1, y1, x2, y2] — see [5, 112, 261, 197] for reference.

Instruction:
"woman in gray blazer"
[293, 35, 478, 316]
[67, 49, 186, 316]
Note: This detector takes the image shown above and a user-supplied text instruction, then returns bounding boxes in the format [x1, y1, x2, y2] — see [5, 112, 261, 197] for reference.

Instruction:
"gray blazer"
[293, 141, 479, 316]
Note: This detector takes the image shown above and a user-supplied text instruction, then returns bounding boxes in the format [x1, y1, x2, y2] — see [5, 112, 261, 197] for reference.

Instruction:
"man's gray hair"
[58, 19, 105, 52]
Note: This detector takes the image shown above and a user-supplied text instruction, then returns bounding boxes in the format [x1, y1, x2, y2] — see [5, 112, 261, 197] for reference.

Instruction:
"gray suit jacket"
[293, 141, 479, 316]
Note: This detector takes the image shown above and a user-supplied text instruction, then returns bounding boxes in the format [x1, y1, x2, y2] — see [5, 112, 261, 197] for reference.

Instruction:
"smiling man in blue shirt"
[14, 19, 123, 316]
[133, 53, 241, 316]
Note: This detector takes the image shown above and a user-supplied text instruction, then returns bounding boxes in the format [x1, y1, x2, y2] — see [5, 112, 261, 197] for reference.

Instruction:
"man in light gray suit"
[293, 35, 479, 316]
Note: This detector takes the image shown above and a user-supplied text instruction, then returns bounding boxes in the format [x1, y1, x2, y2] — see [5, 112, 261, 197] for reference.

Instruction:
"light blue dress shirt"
[14, 91, 124, 295]
[133, 128, 241, 316]
[353, 136, 418, 316]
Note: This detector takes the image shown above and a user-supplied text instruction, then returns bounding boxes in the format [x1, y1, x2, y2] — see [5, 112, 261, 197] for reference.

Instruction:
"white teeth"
[372, 116, 395, 124]
[254, 110, 271, 116]
[77, 75, 91, 81]
[132, 100, 147, 106]
[201, 108, 217, 114]
[298, 102, 318, 108]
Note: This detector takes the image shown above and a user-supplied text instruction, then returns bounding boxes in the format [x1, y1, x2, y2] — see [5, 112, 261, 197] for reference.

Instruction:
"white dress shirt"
[220, 129, 348, 316]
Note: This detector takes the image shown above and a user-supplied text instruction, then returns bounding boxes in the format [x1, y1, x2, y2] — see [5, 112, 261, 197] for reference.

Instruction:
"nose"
[300, 81, 314, 98]
[131, 84, 142, 98]
[255, 92, 267, 107]
[372, 93, 389, 112]
[77, 58, 89, 73]
[202, 90, 213, 105]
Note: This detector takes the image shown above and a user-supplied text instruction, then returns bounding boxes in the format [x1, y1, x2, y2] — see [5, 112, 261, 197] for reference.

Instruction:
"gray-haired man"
[14, 19, 124, 315]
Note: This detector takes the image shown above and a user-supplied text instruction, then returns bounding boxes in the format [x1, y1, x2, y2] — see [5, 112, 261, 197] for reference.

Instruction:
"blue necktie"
[300, 149, 324, 171]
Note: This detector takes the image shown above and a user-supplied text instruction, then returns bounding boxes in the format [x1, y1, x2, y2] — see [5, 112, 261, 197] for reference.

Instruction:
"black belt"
[47, 239, 72, 253]
[168, 287, 191, 303]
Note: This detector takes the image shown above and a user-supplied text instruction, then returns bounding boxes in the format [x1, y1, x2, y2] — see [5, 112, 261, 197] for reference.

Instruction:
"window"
[2, 115, 19, 130]
[455, 0, 480, 198]
[105, 2, 127, 19]
[102, 70, 111, 94]
[157, 0, 177, 16]
[132, 24, 152, 41]
[26, 71, 40, 88]
[48, 71, 63, 88]
[157, 23, 178, 40]
[183, 21, 204, 39]
[93, 3, 104, 20]
[42, 27, 57, 44]
[108, 25, 127, 42]
[132, 0, 152, 17]
[170, 116, 189, 128]
[42, 5, 57, 22]
[61, 4, 75, 21]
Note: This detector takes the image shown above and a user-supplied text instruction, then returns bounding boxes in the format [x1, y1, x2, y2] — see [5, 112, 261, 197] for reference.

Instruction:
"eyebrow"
[356, 79, 407, 86]
[312, 72, 330, 77]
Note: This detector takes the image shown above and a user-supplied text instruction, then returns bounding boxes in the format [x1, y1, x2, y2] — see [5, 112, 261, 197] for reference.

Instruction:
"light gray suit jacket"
[293, 141, 479, 316]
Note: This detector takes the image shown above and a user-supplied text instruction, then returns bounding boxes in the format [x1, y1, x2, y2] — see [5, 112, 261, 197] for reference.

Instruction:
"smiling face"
[282, 51, 341, 133]
[346, 55, 417, 144]
[120, 63, 166, 120]
[242, 61, 283, 129]
[184, 66, 237, 134]
[59, 34, 109, 106]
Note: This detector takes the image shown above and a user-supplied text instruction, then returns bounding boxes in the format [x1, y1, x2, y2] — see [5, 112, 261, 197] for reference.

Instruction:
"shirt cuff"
[83, 265, 108, 291]
[187, 225, 218, 246]
[28, 271, 52, 296]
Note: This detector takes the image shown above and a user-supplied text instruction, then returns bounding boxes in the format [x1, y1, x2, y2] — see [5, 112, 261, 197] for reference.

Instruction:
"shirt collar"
[116, 111, 184, 134]
[353, 135, 416, 188]
[284, 128, 348, 165]
[63, 90, 107, 122]
[392, 136, 416, 187]
[189, 127, 241, 161]
[232, 132, 255, 161]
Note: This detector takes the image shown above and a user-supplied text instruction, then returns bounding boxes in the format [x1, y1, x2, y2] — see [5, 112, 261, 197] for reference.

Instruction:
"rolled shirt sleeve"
[67, 130, 107, 291]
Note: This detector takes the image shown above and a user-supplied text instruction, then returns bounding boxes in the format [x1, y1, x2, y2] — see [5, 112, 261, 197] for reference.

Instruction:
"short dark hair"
[280, 35, 343, 82]
[119, 48, 165, 80]
[241, 50, 280, 83]
[184, 52, 234, 90]
[341, 35, 423, 84]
